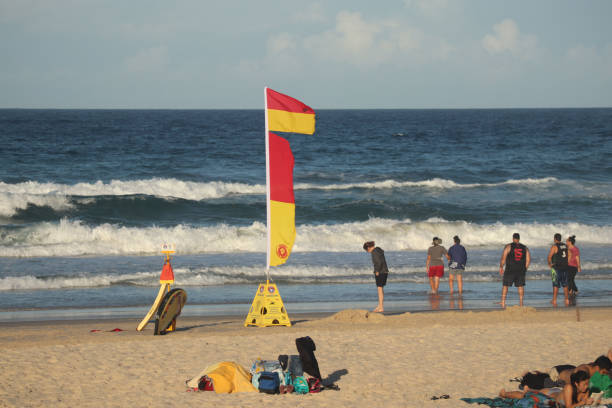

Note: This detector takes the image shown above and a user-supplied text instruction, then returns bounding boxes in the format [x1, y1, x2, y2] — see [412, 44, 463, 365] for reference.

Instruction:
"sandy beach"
[1, 306, 611, 408]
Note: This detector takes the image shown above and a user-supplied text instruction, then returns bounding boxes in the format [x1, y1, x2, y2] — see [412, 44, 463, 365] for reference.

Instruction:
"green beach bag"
[293, 376, 309, 394]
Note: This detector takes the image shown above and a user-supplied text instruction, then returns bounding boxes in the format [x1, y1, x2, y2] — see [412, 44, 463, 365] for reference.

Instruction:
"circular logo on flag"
[276, 244, 289, 259]
[259, 285, 264, 293]
[268, 286, 275, 294]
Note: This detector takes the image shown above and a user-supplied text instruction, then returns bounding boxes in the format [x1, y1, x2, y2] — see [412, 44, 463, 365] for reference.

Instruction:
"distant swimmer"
[499, 233, 531, 308]
[426, 237, 450, 295]
[448, 235, 467, 296]
[363, 241, 389, 313]
[547, 233, 569, 306]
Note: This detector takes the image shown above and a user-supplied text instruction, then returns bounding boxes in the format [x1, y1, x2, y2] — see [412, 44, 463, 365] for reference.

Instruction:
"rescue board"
[136, 283, 171, 331]
[154, 288, 187, 335]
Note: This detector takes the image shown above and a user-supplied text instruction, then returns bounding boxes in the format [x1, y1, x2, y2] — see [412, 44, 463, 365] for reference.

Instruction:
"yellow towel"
[186, 362, 257, 394]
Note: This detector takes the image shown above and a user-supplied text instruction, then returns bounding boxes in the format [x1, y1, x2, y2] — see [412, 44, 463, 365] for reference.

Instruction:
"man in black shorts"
[499, 233, 531, 308]
[364, 241, 389, 313]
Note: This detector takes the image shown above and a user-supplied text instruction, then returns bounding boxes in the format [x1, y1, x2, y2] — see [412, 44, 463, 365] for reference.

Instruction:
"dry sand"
[1, 306, 611, 407]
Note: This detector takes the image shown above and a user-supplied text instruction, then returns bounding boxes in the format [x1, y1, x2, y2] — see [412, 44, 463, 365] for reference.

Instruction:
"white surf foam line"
[1, 217, 612, 257]
[3, 262, 611, 291]
[295, 177, 564, 191]
[0, 192, 74, 217]
[0, 179, 266, 216]
[2, 176, 599, 217]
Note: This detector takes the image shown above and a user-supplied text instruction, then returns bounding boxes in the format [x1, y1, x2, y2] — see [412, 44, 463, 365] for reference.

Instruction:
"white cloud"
[302, 11, 430, 67]
[124, 45, 168, 74]
[482, 19, 537, 59]
[267, 33, 296, 56]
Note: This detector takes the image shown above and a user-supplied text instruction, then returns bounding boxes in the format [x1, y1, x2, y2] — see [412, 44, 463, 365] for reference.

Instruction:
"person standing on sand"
[547, 233, 569, 306]
[363, 241, 389, 313]
[566, 235, 581, 296]
[499, 233, 530, 307]
[448, 235, 467, 295]
[426, 237, 450, 295]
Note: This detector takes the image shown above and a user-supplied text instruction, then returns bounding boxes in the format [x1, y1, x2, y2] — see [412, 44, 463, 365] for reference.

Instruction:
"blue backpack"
[257, 371, 280, 394]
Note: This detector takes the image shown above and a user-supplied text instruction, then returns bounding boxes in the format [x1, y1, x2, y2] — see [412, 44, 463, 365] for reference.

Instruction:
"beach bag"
[308, 377, 322, 393]
[296, 336, 321, 380]
[278, 354, 289, 370]
[250, 359, 283, 374]
[250, 359, 285, 387]
[519, 372, 551, 390]
[288, 355, 303, 377]
[257, 371, 280, 394]
[293, 376, 309, 394]
[284, 371, 293, 386]
[197, 375, 214, 391]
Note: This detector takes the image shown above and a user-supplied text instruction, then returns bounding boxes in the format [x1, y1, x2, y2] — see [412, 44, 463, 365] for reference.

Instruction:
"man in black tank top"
[499, 233, 531, 308]
[547, 233, 569, 306]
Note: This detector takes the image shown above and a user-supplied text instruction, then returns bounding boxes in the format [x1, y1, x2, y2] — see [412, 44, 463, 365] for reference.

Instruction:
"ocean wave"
[1, 217, 611, 257]
[295, 176, 563, 191]
[0, 179, 265, 217]
[0, 176, 590, 217]
[2, 263, 611, 291]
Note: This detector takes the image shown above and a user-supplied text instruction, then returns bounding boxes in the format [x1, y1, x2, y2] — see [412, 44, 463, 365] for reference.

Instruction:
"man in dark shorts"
[547, 233, 569, 306]
[363, 241, 389, 313]
[499, 233, 531, 308]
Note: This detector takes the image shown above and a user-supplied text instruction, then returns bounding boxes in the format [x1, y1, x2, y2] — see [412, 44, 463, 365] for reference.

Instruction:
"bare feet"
[499, 389, 507, 398]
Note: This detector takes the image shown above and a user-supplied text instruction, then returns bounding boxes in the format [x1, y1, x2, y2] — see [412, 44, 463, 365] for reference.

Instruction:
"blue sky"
[1, 0, 611, 108]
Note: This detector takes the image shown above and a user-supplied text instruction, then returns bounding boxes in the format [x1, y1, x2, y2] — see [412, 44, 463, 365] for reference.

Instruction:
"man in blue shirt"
[448, 235, 467, 295]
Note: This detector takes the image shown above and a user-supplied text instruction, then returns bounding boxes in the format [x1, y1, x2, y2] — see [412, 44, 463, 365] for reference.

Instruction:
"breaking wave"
[1, 176, 595, 217]
[1, 217, 611, 257]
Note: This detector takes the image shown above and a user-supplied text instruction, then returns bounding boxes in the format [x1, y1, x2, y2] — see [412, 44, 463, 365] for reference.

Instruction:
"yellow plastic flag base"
[244, 282, 291, 327]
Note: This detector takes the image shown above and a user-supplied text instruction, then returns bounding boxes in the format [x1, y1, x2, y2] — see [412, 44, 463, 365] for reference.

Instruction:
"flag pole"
[264, 87, 271, 283]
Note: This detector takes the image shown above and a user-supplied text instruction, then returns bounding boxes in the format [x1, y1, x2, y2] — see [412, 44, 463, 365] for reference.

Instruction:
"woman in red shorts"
[426, 237, 450, 295]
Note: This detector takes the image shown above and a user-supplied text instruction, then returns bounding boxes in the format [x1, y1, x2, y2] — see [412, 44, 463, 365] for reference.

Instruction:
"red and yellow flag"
[267, 88, 316, 135]
[268, 132, 295, 266]
[265, 88, 315, 267]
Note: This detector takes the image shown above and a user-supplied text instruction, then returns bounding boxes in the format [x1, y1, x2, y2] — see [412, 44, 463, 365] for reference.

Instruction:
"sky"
[1, 0, 611, 109]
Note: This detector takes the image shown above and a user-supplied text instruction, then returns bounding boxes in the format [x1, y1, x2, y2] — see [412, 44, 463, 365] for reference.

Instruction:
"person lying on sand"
[500, 370, 594, 408]
[557, 355, 611, 385]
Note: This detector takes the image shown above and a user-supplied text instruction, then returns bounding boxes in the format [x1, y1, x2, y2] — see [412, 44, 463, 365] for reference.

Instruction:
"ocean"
[1, 108, 611, 321]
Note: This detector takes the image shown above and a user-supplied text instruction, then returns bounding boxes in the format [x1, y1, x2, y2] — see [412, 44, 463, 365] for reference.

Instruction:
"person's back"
[428, 244, 447, 265]
[448, 243, 467, 268]
[552, 242, 569, 269]
[371, 247, 389, 274]
[506, 242, 527, 270]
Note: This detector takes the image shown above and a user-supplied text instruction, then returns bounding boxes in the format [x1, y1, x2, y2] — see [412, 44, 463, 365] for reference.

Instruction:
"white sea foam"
[0, 179, 265, 217]
[295, 176, 562, 191]
[1, 217, 611, 257]
[2, 262, 612, 291]
[0, 192, 74, 217]
[0, 176, 584, 217]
